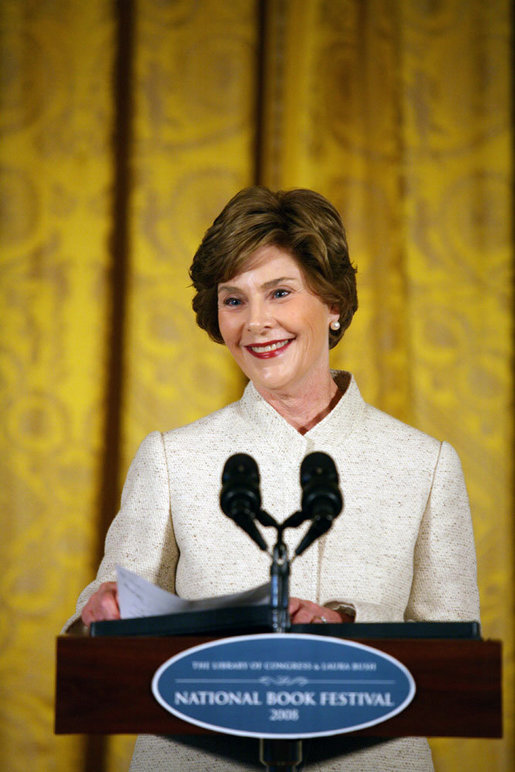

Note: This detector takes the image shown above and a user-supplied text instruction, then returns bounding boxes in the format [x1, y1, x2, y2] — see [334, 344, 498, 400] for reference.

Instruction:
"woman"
[68, 187, 480, 770]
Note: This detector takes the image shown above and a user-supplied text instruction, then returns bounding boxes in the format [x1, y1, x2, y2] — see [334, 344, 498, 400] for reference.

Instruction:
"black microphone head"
[220, 453, 261, 517]
[220, 454, 267, 551]
[300, 451, 338, 487]
[300, 451, 342, 520]
[222, 453, 260, 486]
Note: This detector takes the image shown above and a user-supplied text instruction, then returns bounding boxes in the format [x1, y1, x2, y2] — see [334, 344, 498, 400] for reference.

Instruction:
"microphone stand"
[221, 452, 343, 771]
[232, 508, 334, 770]
[270, 531, 290, 634]
[260, 526, 303, 771]
[259, 739, 302, 771]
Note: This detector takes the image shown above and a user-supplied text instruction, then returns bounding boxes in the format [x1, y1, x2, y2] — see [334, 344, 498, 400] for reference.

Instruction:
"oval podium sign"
[152, 633, 415, 738]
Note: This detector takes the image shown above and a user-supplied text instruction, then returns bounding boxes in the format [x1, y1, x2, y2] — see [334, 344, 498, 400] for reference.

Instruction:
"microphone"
[220, 454, 268, 551]
[294, 452, 343, 556]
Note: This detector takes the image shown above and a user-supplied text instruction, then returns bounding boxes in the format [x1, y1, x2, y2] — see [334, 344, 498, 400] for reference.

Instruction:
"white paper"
[116, 565, 270, 619]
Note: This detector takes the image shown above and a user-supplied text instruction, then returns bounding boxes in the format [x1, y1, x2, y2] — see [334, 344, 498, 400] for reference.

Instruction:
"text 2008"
[269, 709, 299, 721]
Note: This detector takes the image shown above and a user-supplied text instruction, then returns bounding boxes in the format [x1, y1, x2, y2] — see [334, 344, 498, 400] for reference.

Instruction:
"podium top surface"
[89, 605, 481, 640]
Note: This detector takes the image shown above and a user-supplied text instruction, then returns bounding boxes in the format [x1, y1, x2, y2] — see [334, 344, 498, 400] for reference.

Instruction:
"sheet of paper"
[116, 565, 270, 619]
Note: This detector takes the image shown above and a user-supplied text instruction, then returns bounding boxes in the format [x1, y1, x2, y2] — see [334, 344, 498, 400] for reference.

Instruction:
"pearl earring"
[330, 320, 341, 331]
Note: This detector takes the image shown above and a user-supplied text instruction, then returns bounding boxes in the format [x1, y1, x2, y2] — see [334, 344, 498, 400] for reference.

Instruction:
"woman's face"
[217, 245, 339, 399]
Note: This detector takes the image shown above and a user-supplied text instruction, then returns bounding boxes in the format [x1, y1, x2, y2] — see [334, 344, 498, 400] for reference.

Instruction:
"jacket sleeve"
[62, 430, 179, 630]
[405, 440, 480, 622]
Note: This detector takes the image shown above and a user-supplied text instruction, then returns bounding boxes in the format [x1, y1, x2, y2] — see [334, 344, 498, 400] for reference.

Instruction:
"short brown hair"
[190, 186, 357, 348]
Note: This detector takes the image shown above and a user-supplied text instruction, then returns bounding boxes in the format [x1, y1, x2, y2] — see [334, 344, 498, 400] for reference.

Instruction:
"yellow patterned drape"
[0, 2, 512, 771]
[0, 1, 115, 769]
[111, 1, 256, 766]
[259, 3, 513, 769]
[123, 0, 254, 467]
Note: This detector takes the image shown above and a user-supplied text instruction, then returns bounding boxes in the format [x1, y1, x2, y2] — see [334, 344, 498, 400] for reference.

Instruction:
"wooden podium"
[55, 631, 502, 739]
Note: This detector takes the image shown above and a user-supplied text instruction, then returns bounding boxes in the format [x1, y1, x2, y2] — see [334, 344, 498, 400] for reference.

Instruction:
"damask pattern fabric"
[0, 1, 512, 770]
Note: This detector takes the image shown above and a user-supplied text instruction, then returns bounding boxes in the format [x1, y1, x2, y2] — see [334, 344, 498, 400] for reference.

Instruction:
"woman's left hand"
[289, 597, 342, 624]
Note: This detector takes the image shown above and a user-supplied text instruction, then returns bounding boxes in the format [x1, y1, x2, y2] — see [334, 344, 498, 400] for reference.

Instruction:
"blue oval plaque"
[152, 634, 415, 738]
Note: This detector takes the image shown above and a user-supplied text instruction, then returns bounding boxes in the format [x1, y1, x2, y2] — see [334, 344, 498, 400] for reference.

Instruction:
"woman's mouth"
[245, 339, 293, 359]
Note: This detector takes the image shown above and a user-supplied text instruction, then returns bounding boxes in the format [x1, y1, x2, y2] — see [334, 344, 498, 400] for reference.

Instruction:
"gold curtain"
[0, 1, 512, 771]
[0, 1, 116, 770]
[259, 7, 513, 772]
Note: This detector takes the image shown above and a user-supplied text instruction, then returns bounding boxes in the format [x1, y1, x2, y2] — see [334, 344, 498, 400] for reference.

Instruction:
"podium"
[55, 628, 502, 739]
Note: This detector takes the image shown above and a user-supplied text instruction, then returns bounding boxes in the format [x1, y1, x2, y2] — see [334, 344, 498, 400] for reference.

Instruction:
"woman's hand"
[81, 581, 120, 627]
[289, 597, 343, 624]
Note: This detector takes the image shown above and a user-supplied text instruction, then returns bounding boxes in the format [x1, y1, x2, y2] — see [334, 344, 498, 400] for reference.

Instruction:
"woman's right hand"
[81, 581, 120, 627]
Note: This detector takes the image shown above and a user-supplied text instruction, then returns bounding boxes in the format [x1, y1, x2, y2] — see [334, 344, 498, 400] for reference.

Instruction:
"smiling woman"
[192, 187, 357, 432]
[65, 187, 480, 771]
[217, 247, 340, 431]
[190, 187, 357, 348]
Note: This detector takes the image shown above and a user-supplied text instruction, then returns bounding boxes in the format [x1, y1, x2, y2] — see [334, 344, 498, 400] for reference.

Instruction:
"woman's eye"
[222, 297, 242, 307]
[272, 289, 290, 299]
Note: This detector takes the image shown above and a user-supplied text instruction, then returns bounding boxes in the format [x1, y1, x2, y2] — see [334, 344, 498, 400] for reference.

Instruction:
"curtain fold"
[0, 1, 512, 770]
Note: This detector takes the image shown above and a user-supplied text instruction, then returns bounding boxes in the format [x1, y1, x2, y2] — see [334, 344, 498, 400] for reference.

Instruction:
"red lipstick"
[244, 339, 293, 359]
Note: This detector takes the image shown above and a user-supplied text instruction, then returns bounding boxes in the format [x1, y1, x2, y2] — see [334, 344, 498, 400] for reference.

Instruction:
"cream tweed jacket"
[69, 372, 480, 770]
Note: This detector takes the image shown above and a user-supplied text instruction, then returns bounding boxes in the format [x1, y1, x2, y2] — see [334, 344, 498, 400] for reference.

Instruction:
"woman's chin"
[248, 369, 300, 397]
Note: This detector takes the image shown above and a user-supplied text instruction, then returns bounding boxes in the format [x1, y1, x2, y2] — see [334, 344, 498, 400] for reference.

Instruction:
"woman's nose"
[246, 300, 272, 332]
